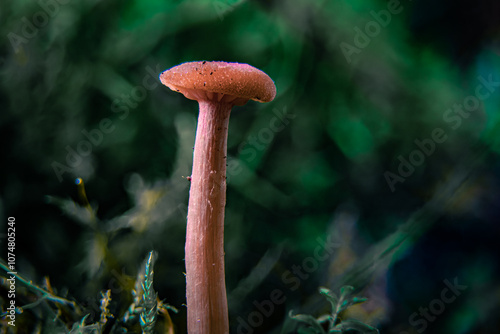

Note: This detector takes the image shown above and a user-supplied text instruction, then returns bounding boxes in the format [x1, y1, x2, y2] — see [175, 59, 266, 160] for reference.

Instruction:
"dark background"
[1, 0, 500, 333]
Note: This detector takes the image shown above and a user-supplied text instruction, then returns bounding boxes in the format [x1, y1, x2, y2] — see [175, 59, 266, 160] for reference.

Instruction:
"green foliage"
[68, 290, 112, 333]
[289, 286, 378, 334]
[0, 251, 176, 333]
[140, 251, 158, 334]
[124, 251, 178, 334]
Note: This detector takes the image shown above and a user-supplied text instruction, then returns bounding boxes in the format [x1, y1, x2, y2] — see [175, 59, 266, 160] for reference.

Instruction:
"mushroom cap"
[160, 61, 276, 106]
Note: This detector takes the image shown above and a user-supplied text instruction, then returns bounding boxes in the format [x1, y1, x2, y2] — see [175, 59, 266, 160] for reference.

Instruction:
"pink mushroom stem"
[185, 100, 231, 333]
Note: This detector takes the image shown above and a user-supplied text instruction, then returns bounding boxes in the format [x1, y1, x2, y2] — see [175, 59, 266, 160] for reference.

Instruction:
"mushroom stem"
[186, 100, 232, 334]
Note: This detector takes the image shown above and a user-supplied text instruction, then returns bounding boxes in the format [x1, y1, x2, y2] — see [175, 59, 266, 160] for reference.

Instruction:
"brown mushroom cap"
[160, 61, 276, 106]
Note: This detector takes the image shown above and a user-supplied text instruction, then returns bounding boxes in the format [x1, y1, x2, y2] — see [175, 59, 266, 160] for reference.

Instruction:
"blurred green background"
[1, 0, 500, 333]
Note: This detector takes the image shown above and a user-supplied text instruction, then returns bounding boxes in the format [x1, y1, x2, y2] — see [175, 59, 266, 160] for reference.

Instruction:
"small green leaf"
[289, 311, 326, 334]
[319, 287, 339, 311]
[333, 319, 379, 333]
[339, 286, 355, 299]
[69, 314, 102, 334]
[317, 314, 333, 324]
[328, 330, 342, 334]
[79, 314, 90, 327]
[351, 297, 368, 304]
[340, 297, 368, 310]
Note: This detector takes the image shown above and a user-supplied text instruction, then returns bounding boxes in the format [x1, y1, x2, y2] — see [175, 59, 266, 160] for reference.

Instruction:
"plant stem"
[185, 100, 231, 334]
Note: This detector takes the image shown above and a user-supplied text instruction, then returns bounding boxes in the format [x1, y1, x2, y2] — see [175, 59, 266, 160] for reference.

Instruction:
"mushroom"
[160, 61, 276, 333]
